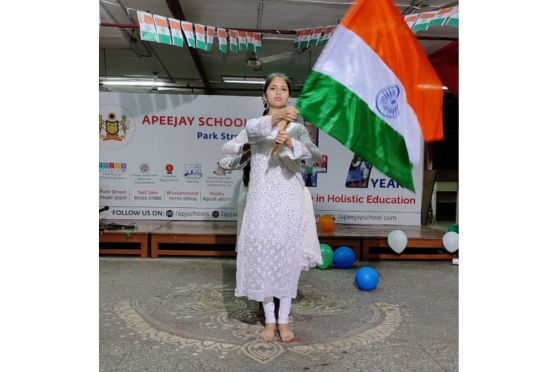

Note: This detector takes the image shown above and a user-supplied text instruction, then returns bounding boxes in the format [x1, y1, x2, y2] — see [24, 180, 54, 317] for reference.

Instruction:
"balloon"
[387, 230, 407, 254]
[333, 246, 356, 269]
[448, 224, 459, 233]
[355, 267, 380, 291]
[443, 231, 459, 253]
[318, 215, 336, 233]
[318, 243, 333, 270]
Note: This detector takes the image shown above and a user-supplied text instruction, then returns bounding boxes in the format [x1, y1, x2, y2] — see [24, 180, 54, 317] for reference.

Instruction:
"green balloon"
[318, 243, 333, 270]
[448, 224, 459, 233]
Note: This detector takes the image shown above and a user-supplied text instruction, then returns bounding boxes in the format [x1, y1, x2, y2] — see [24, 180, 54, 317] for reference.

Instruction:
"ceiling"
[99, 0, 458, 96]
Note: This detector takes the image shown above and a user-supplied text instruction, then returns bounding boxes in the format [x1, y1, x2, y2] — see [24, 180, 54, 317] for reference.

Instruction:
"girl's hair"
[262, 72, 292, 116]
[242, 162, 250, 187]
[263, 72, 292, 95]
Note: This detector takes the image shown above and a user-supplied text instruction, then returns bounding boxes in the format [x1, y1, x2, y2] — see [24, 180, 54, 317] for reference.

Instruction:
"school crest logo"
[100, 112, 128, 141]
[99, 104, 136, 149]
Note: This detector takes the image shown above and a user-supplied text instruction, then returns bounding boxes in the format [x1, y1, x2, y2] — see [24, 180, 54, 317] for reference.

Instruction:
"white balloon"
[443, 231, 459, 253]
[387, 230, 408, 254]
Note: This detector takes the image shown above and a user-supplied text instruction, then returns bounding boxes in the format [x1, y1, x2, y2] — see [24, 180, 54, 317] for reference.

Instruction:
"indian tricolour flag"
[429, 6, 456, 26]
[300, 28, 313, 48]
[294, 29, 303, 48]
[238, 31, 247, 51]
[194, 24, 206, 49]
[296, 0, 443, 191]
[137, 11, 157, 42]
[412, 11, 437, 32]
[217, 28, 228, 53]
[168, 18, 184, 47]
[229, 30, 239, 52]
[205, 26, 216, 51]
[246, 32, 255, 52]
[254, 33, 262, 54]
[153, 15, 171, 45]
[181, 21, 196, 47]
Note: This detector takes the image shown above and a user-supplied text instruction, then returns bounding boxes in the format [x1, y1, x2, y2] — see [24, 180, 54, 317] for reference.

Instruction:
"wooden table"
[150, 221, 238, 258]
[99, 220, 171, 258]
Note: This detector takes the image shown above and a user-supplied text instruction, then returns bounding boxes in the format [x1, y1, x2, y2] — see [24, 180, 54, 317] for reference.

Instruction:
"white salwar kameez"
[234, 116, 321, 302]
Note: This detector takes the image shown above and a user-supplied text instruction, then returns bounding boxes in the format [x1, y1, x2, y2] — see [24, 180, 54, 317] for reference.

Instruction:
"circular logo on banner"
[375, 85, 401, 119]
[99, 104, 136, 149]
[139, 163, 150, 173]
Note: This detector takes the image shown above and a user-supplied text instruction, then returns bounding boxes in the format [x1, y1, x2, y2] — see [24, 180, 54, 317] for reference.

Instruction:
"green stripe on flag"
[429, 19, 445, 26]
[412, 23, 429, 32]
[296, 71, 415, 191]
[446, 18, 458, 27]
[140, 31, 157, 42]
[158, 34, 171, 45]
[172, 37, 184, 47]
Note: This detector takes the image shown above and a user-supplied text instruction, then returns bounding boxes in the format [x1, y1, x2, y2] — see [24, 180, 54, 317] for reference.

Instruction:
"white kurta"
[235, 116, 317, 301]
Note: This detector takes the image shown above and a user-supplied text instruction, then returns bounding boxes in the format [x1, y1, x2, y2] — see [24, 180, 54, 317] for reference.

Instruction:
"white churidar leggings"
[262, 297, 292, 324]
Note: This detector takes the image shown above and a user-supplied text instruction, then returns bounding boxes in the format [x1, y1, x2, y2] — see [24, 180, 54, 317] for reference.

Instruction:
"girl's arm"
[222, 129, 249, 155]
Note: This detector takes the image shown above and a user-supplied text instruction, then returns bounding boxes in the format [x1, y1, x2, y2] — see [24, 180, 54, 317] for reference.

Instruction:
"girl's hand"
[275, 129, 293, 150]
[272, 107, 299, 125]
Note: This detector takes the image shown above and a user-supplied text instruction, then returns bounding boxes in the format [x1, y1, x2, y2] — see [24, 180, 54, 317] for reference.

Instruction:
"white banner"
[100, 92, 423, 225]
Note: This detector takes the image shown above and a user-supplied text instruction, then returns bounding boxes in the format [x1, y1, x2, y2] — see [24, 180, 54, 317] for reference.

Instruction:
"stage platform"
[99, 219, 456, 261]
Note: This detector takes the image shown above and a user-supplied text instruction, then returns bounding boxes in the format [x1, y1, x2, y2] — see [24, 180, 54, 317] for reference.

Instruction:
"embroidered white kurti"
[235, 116, 320, 301]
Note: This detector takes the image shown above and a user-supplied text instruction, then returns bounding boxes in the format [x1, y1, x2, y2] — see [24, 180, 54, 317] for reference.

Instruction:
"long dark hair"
[243, 72, 292, 187]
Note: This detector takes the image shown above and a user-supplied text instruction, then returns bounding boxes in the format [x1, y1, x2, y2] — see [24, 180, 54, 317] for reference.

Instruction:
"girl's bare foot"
[261, 323, 276, 341]
[277, 324, 294, 342]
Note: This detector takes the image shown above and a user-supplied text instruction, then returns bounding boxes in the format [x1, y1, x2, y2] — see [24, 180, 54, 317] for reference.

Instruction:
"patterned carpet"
[100, 258, 457, 371]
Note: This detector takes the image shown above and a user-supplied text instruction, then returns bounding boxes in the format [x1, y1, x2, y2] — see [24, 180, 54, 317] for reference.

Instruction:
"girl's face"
[264, 77, 290, 109]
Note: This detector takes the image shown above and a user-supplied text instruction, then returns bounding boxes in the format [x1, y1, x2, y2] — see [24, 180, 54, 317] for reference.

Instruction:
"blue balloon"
[333, 246, 356, 269]
[355, 267, 380, 291]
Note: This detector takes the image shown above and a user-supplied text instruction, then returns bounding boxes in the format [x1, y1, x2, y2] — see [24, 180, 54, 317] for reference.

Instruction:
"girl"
[235, 73, 321, 342]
